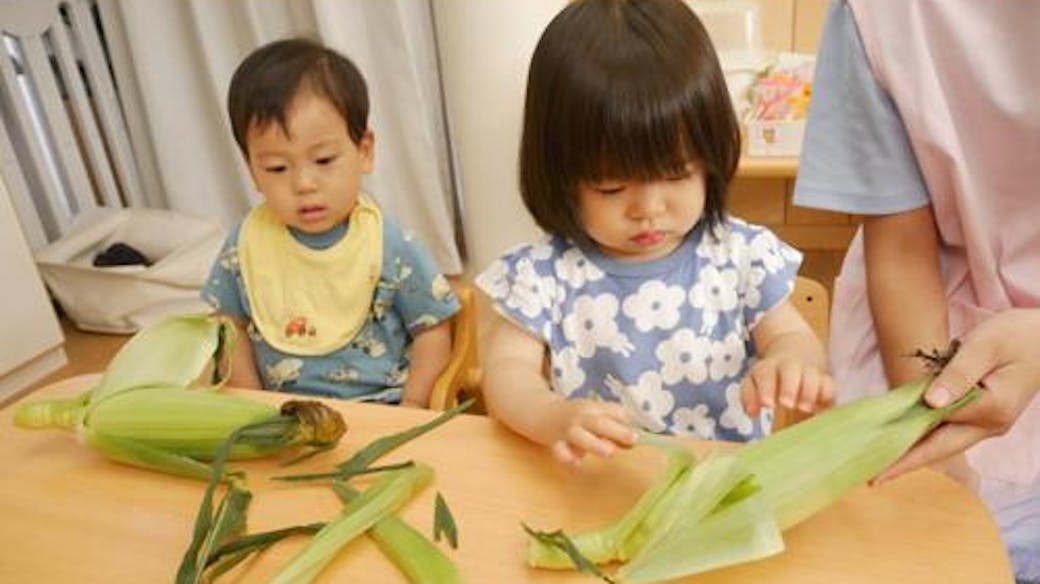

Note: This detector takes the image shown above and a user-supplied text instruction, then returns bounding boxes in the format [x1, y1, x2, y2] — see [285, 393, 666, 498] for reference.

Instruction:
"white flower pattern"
[551, 347, 585, 397]
[656, 328, 711, 385]
[622, 281, 685, 332]
[672, 404, 717, 439]
[689, 264, 739, 333]
[605, 372, 674, 433]
[709, 332, 746, 381]
[562, 294, 634, 357]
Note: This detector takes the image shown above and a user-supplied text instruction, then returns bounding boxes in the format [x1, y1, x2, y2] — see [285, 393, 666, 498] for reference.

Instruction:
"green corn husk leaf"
[616, 457, 782, 582]
[736, 376, 981, 531]
[205, 523, 326, 580]
[527, 436, 695, 568]
[433, 492, 459, 549]
[178, 415, 266, 584]
[333, 482, 464, 584]
[92, 313, 235, 402]
[618, 482, 781, 583]
[267, 464, 434, 584]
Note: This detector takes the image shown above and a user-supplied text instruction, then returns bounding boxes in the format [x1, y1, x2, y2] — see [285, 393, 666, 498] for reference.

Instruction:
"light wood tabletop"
[0, 374, 1013, 583]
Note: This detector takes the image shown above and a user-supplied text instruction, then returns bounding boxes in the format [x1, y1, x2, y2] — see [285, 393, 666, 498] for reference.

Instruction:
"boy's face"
[575, 164, 706, 262]
[246, 90, 373, 234]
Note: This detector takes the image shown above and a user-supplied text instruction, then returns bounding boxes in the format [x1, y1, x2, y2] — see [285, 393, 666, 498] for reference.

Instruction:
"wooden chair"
[773, 275, 831, 431]
[428, 285, 482, 411]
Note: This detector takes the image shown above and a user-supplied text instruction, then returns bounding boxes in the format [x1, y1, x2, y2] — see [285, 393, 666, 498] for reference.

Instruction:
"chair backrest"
[0, 0, 143, 249]
[428, 284, 482, 411]
[790, 275, 829, 344]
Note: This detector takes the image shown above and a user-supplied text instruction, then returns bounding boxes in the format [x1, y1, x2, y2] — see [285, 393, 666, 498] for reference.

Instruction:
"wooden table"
[0, 374, 1013, 583]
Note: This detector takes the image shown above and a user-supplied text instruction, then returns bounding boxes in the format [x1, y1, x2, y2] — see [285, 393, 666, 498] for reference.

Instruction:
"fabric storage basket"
[34, 208, 225, 333]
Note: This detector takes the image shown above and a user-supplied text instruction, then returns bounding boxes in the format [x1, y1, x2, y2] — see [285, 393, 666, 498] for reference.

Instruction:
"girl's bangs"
[570, 82, 700, 184]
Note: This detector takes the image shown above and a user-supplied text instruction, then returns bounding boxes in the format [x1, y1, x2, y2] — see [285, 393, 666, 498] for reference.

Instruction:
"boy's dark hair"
[520, 0, 740, 243]
[227, 38, 369, 156]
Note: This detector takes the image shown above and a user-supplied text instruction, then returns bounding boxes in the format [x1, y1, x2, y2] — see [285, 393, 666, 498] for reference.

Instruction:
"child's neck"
[288, 221, 348, 250]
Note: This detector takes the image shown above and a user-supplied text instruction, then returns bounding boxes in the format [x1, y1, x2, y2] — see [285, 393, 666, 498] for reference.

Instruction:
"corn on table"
[0, 374, 1013, 583]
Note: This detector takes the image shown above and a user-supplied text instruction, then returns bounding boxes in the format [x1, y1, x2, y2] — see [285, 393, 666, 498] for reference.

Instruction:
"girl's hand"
[546, 399, 639, 465]
[740, 356, 835, 417]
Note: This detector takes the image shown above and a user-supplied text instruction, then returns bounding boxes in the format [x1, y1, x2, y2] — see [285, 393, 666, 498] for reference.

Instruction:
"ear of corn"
[14, 314, 346, 480]
[525, 374, 983, 583]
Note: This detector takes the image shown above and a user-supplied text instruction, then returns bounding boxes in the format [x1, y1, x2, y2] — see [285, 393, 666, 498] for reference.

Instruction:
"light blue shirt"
[476, 218, 801, 442]
[793, 0, 929, 214]
[202, 215, 459, 402]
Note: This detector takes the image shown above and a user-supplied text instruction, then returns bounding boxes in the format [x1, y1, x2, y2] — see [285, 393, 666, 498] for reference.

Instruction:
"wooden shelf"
[737, 155, 800, 178]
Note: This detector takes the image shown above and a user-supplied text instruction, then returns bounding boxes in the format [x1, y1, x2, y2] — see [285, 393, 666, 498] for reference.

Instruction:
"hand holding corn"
[878, 308, 1040, 483]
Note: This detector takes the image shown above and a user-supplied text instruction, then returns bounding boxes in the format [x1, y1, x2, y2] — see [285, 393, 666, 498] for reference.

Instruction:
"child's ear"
[359, 129, 375, 173]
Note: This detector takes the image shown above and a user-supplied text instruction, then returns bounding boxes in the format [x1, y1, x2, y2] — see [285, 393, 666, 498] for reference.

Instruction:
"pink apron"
[836, 1, 1040, 492]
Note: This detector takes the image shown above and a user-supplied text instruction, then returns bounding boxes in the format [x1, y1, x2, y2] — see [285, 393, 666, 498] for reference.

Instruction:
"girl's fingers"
[817, 375, 836, 408]
[588, 415, 639, 448]
[551, 439, 583, 465]
[776, 361, 802, 410]
[567, 425, 615, 457]
[743, 365, 775, 415]
[796, 367, 821, 412]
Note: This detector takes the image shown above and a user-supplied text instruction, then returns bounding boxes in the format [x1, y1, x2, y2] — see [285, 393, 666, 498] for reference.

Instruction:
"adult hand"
[877, 309, 1040, 483]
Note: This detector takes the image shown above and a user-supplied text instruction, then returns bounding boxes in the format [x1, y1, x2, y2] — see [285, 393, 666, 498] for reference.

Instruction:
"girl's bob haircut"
[520, 0, 740, 243]
[227, 37, 369, 157]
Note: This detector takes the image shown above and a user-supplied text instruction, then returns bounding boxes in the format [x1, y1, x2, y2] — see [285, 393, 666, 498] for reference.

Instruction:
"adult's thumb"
[924, 344, 988, 408]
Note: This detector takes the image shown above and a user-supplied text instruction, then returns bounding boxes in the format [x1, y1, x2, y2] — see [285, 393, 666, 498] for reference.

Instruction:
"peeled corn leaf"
[617, 457, 782, 582]
[433, 492, 459, 549]
[333, 482, 463, 584]
[205, 523, 325, 580]
[527, 439, 693, 568]
[267, 464, 434, 584]
[91, 313, 234, 401]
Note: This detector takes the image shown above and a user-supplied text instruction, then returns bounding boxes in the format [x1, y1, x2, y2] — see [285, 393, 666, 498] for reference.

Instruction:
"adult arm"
[863, 206, 948, 386]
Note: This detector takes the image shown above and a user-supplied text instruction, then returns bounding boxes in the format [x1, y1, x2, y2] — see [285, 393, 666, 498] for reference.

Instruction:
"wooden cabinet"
[730, 173, 857, 294]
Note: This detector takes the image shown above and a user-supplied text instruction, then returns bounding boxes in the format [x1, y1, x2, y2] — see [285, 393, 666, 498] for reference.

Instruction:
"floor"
[28, 316, 131, 394]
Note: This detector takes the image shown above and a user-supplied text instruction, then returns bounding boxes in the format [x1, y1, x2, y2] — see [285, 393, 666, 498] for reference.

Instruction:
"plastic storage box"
[34, 208, 224, 333]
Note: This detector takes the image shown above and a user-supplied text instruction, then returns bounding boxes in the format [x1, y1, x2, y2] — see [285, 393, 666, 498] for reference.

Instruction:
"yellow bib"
[238, 196, 383, 356]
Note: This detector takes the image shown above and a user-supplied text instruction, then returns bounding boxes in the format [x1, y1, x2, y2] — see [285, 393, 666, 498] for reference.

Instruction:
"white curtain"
[101, 0, 463, 273]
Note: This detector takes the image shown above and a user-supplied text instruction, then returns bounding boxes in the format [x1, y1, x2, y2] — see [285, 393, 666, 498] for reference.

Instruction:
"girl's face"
[246, 90, 373, 234]
[576, 164, 706, 262]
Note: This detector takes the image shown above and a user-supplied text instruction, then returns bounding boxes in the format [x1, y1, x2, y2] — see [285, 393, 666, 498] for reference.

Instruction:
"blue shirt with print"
[476, 218, 801, 442]
[201, 215, 459, 402]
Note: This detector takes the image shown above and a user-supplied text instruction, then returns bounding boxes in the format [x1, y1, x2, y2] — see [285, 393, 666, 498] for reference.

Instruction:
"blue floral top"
[475, 218, 801, 441]
[202, 215, 459, 402]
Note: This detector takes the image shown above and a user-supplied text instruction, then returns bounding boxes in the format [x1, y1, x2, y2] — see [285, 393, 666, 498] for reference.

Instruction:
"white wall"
[433, 0, 566, 279]
[0, 175, 66, 403]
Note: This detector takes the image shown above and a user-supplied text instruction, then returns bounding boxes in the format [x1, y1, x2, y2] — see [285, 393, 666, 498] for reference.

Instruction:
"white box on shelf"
[746, 119, 806, 157]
